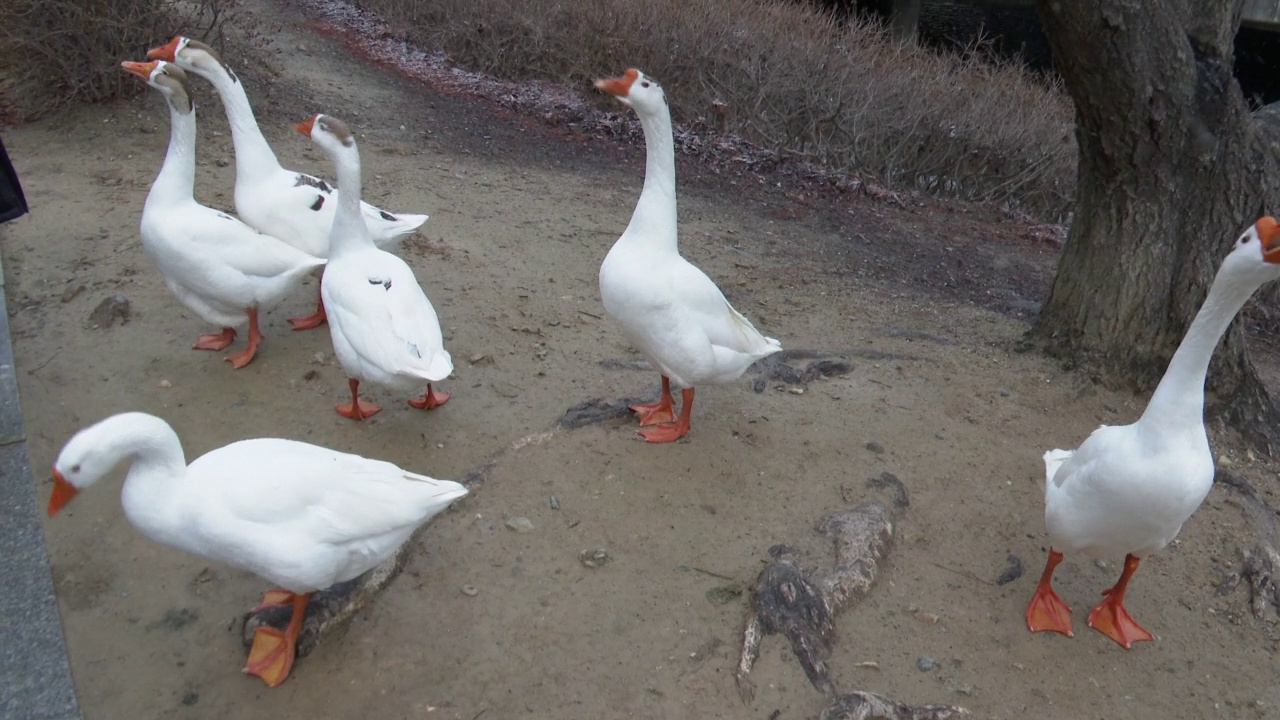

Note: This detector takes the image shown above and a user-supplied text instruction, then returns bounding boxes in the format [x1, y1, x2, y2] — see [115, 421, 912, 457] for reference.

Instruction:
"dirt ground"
[6, 1, 1280, 718]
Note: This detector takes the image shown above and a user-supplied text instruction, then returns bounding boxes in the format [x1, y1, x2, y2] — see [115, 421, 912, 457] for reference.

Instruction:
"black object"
[0, 135, 28, 223]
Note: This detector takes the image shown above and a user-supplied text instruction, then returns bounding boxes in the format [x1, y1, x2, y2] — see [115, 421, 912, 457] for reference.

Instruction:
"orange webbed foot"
[638, 422, 689, 443]
[629, 399, 675, 426]
[1087, 590, 1154, 649]
[336, 399, 382, 420]
[243, 626, 296, 687]
[407, 384, 450, 410]
[193, 328, 236, 351]
[287, 307, 327, 331]
[1026, 585, 1074, 637]
[224, 342, 259, 369]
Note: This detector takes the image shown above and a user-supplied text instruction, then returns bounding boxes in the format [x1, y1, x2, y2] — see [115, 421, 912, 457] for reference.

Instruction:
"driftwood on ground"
[734, 472, 969, 718]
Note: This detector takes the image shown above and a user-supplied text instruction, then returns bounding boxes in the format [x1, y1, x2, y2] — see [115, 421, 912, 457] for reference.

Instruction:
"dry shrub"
[0, 0, 254, 123]
[355, 0, 1075, 219]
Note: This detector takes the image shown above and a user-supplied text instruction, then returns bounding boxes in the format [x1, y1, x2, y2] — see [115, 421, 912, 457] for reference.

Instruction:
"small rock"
[995, 554, 1024, 586]
[579, 548, 610, 568]
[505, 517, 534, 533]
[311, 352, 327, 364]
[917, 656, 938, 672]
[999, 388, 1012, 397]
[61, 283, 85, 303]
[158, 379, 173, 389]
[215, 158, 229, 168]
[853, 661, 881, 670]
[912, 609, 940, 624]
[549, 495, 560, 510]
[460, 584, 478, 597]
[934, 432, 946, 440]
[954, 683, 975, 696]
[469, 353, 492, 365]
[88, 294, 130, 328]
[787, 387, 804, 395]
[865, 441, 885, 454]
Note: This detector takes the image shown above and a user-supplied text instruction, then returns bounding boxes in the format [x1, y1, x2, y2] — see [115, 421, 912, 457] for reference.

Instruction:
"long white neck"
[191, 60, 282, 181]
[73, 414, 189, 532]
[1141, 262, 1261, 427]
[620, 102, 678, 253]
[324, 139, 375, 259]
[148, 101, 198, 206]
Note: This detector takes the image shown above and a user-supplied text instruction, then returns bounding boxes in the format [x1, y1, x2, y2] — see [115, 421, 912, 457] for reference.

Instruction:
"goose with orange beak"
[1028, 217, 1280, 647]
[48, 412, 466, 687]
[146, 36, 427, 331]
[594, 68, 781, 443]
[118, 60, 323, 368]
[293, 113, 453, 421]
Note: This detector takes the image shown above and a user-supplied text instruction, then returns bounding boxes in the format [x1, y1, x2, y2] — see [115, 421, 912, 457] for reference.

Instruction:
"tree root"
[735, 473, 966, 717]
[1214, 471, 1280, 619]
[820, 691, 970, 720]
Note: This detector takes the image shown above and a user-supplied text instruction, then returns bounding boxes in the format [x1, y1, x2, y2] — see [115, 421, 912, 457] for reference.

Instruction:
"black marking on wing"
[293, 174, 333, 193]
[368, 278, 392, 290]
[310, 195, 324, 211]
[379, 210, 397, 221]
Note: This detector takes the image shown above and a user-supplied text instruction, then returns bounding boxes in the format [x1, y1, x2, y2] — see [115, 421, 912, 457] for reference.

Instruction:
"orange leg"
[1087, 553, 1154, 649]
[336, 378, 382, 420]
[225, 307, 263, 369]
[288, 285, 327, 331]
[193, 327, 236, 351]
[243, 591, 310, 687]
[407, 383, 451, 410]
[638, 387, 694, 443]
[630, 376, 676, 426]
[1026, 548, 1074, 637]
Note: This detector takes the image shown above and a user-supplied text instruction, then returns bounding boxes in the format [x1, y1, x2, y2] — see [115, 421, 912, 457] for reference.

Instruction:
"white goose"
[147, 36, 427, 331]
[122, 60, 323, 369]
[48, 412, 466, 686]
[296, 114, 453, 421]
[595, 68, 782, 443]
[1027, 217, 1280, 647]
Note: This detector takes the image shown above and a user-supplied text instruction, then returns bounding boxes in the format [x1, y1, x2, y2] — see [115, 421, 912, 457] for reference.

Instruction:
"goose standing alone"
[147, 36, 427, 330]
[1027, 217, 1280, 647]
[595, 68, 782, 443]
[296, 114, 453, 420]
[122, 60, 323, 368]
[47, 412, 467, 686]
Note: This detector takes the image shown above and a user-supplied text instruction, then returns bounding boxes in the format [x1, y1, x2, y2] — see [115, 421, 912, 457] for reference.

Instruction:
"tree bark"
[1030, 0, 1280, 451]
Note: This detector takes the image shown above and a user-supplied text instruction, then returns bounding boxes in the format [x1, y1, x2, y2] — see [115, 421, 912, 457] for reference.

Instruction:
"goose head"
[1220, 216, 1280, 286]
[295, 113, 356, 155]
[147, 35, 234, 81]
[121, 59, 194, 115]
[47, 424, 114, 516]
[595, 68, 667, 116]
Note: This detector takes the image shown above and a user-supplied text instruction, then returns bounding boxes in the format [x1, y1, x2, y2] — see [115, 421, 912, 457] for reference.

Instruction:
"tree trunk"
[1030, 0, 1280, 451]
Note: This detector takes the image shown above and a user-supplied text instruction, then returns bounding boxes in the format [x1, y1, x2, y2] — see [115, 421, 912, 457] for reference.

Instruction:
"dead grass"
[0, 0, 256, 123]
[355, 0, 1076, 220]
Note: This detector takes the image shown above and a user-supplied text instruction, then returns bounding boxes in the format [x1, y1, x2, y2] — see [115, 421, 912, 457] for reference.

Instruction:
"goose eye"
[640, 81, 651, 88]
[71, 464, 81, 473]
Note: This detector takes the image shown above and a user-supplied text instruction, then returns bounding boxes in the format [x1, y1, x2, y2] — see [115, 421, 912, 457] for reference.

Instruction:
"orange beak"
[120, 60, 158, 81]
[594, 68, 640, 98]
[294, 115, 319, 137]
[1257, 216, 1280, 264]
[47, 469, 79, 517]
[147, 36, 182, 62]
